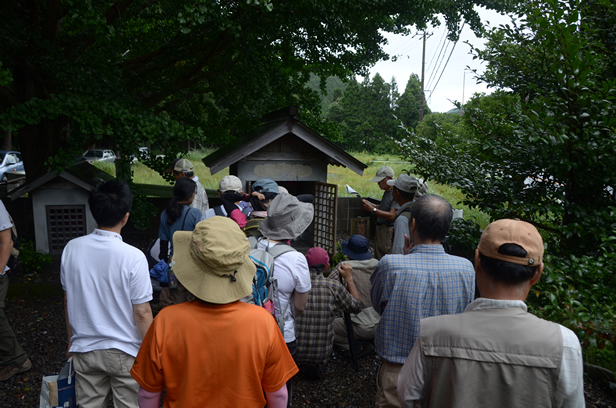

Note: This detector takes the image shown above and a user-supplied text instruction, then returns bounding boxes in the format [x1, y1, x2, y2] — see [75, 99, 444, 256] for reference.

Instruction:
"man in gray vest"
[397, 219, 584, 408]
[362, 166, 399, 259]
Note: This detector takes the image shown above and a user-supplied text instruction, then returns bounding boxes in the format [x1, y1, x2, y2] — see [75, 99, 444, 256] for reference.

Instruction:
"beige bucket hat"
[172, 217, 256, 304]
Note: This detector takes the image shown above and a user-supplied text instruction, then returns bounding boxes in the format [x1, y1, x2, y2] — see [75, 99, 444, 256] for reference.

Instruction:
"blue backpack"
[242, 237, 295, 332]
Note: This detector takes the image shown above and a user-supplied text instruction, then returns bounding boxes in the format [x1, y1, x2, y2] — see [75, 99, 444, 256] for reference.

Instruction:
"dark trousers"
[285, 341, 297, 407]
[0, 274, 27, 366]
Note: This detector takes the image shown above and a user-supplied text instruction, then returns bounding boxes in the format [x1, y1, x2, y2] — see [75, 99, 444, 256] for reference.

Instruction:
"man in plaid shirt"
[295, 247, 362, 379]
[370, 194, 475, 408]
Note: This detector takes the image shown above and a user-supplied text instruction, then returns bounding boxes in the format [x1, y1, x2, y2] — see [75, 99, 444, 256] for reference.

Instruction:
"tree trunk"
[2, 131, 12, 150]
[19, 119, 67, 181]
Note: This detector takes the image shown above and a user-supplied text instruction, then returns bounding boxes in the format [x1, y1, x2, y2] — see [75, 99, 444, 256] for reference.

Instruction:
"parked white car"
[83, 149, 116, 164]
[0, 151, 25, 181]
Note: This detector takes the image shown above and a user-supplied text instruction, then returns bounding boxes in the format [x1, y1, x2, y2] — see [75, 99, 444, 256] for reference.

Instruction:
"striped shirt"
[370, 245, 475, 364]
[296, 272, 362, 365]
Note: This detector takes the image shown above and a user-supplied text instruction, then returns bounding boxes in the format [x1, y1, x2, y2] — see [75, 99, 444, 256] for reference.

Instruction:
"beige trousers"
[332, 317, 377, 349]
[72, 348, 139, 408]
[374, 359, 403, 408]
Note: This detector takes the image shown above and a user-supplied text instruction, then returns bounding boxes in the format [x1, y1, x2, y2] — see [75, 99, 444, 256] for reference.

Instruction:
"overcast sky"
[360, 8, 513, 113]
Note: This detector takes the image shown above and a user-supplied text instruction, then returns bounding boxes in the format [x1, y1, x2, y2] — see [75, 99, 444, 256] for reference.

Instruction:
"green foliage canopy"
[0, 0, 514, 179]
[397, 0, 616, 255]
[328, 73, 431, 153]
[396, 74, 431, 130]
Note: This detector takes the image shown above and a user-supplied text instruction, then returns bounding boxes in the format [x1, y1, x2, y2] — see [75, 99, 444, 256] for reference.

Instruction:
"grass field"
[95, 149, 491, 228]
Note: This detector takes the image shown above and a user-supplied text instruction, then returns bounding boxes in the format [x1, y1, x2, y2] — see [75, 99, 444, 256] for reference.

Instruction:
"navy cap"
[341, 234, 371, 260]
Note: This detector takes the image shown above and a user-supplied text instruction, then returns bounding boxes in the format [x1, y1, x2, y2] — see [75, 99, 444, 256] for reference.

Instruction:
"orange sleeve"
[131, 316, 165, 393]
[261, 319, 299, 392]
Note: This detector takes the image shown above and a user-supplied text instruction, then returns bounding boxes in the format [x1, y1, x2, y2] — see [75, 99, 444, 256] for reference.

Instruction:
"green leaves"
[0, 61, 12, 87]
[397, 0, 616, 371]
[529, 251, 616, 371]
[399, 0, 616, 256]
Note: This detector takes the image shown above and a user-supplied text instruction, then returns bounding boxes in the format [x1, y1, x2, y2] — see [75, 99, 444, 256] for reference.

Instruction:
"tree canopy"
[0, 0, 515, 179]
[398, 0, 616, 255]
[396, 74, 430, 130]
[323, 73, 431, 153]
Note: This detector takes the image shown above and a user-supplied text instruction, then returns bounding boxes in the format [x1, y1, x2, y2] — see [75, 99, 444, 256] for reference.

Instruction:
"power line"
[425, 27, 451, 91]
[425, 39, 450, 91]
[371, 36, 423, 73]
[430, 22, 466, 97]
[425, 28, 447, 77]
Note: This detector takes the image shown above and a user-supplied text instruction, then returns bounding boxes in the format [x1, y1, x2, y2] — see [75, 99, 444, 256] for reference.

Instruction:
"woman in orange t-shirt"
[131, 217, 298, 408]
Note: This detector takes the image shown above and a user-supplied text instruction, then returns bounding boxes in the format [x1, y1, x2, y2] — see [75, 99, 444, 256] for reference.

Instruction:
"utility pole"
[462, 70, 466, 106]
[419, 31, 427, 123]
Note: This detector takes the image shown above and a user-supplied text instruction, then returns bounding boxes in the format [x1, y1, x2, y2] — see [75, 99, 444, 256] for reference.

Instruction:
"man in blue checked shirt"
[370, 194, 475, 408]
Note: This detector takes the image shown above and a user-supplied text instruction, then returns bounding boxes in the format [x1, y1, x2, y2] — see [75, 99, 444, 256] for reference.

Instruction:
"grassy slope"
[95, 150, 490, 228]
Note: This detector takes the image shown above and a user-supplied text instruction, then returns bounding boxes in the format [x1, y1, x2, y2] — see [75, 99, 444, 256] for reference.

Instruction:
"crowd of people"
[0, 160, 585, 407]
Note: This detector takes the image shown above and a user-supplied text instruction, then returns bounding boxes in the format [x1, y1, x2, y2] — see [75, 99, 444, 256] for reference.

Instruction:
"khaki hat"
[165, 158, 194, 174]
[370, 166, 395, 183]
[172, 218, 256, 304]
[219, 175, 243, 193]
[259, 193, 314, 240]
[387, 174, 419, 193]
[477, 219, 544, 266]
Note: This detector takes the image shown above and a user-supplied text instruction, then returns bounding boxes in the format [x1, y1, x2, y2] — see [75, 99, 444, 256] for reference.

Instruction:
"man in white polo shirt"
[62, 180, 153, 408]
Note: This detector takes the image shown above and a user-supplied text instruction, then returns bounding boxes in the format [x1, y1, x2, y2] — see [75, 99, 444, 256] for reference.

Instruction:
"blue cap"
[341, 234, 371, 260]
[252, 179, 279, 195]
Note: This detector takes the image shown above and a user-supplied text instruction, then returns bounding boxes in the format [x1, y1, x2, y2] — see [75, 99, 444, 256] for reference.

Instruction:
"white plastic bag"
[39, 358, 75, 408]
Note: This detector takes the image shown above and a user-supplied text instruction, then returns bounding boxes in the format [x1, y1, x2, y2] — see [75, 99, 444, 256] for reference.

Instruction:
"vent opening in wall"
[46, 205, 86, 254]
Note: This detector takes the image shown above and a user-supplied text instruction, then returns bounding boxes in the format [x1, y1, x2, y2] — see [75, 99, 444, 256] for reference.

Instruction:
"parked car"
[0, 151, 25, 181]
[130, 146, 150, 164]
[83, 149, 116, 164]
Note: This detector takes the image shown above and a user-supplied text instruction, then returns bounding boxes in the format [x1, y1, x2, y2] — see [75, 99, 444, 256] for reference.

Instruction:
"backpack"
[243, 237, 296, 334]
[6, 214, 20, 276]
[213, 205, 225, 217]
[243, 217, 264, 238]
[397, 204, 413, 222]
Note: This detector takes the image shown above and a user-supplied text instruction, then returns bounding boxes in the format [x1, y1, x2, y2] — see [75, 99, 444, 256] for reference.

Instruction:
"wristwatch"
[372, 207, 377, 214]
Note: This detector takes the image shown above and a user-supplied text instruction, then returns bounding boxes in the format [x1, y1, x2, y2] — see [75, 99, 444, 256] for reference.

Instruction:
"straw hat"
[258, 193, 314, 240]
[172, 217, 256, 304]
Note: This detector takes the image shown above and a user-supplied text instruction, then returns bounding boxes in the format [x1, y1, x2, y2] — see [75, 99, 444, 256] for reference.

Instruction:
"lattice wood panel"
[314, 182, 338, 257]
[46, 205, 86, 254]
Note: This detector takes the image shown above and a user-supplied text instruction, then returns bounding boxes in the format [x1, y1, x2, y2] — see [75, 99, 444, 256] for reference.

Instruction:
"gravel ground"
[2, 291, 616, 407]
[1, 229, 615, 407]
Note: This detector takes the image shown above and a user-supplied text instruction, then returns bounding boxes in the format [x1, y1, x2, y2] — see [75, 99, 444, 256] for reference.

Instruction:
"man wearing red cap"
[397, 219, 584, 407]
[295, 247, 362, 379]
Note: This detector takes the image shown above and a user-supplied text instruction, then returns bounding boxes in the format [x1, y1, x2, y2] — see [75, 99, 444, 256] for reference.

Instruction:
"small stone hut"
[9, 162, 114, 254]
[203, 106, 367, 254]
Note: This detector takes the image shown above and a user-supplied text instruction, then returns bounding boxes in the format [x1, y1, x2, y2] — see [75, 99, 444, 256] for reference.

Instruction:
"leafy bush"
[445, 218, 482, 261]
[330, 242, 348, 269]
[527, 248, 616, 372]
[18, 239, 52, 274]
